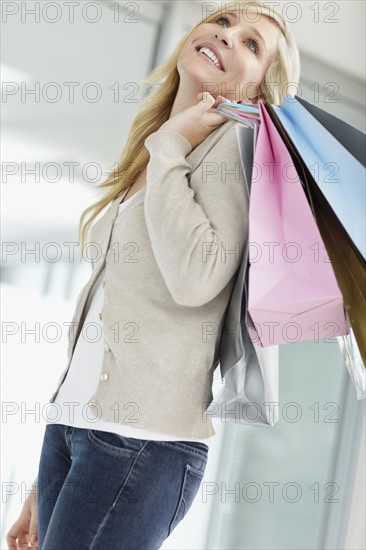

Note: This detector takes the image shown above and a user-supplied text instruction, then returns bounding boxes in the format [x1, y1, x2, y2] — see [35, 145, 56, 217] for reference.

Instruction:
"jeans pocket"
[168, 462, 205, 537]
[87, 429, 146, 458]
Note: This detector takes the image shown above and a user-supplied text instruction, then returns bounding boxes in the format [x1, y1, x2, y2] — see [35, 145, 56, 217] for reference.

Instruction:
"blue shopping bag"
[295, 96, 366, 167]
[273, 95, 366, 261]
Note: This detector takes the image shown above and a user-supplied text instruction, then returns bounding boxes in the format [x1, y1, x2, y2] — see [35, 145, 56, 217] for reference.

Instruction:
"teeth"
[199, 47, 222, 70]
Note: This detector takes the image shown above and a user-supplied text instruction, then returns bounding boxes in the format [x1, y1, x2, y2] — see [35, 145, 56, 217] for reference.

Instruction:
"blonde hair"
[78, 0, 300, 251]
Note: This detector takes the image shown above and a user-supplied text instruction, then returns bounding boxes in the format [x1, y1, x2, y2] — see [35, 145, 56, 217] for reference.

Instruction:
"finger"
[198, 91, 216, 103]
[197, 91, 213, 101]
[18, 534, 30, 550]
[196, 92, 215, 112]
[5, 533, 17, 550]
[212, 95, 233, 110]
[218, 95, 231, 102]
[6, 522, 22, 550]
[29, 521, 38, 548]
[17, 530, 31, 550]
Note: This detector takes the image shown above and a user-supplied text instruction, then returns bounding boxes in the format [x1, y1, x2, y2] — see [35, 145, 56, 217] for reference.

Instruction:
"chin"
[180, 61, 219, 87]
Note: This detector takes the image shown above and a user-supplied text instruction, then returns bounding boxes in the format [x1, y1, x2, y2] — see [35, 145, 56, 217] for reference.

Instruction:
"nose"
[214, 30, 235, 48]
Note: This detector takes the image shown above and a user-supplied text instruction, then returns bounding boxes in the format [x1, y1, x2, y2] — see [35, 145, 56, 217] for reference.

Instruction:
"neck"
[169, 81, 217, 119]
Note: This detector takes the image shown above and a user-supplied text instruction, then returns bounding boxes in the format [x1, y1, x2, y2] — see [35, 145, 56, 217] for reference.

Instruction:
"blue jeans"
[36, 424, 208, 549]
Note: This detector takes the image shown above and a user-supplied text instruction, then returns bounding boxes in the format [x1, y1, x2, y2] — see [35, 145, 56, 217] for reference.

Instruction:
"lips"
[195, 43, 225, 71]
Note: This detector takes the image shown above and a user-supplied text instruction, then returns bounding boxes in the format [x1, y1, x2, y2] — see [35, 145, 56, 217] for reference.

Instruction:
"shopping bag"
[264, 100, 366, 367]
[205, 124, 279, 427]
[215, 101, 260, 129]
[295, 96, 366, 167]
[247, 101, 349, 347]
[338, 329, 366, 400]
[272, 95, 366, 260]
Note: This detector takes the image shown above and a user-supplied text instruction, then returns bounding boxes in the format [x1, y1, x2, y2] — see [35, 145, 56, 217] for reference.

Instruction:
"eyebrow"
[225, 12, 268, 52]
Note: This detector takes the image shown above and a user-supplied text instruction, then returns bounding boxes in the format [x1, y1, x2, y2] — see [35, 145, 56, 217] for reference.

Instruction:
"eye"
[216, 15, 230, 27]
[247, 38, 259, 54]
[215, 15, 260, 54]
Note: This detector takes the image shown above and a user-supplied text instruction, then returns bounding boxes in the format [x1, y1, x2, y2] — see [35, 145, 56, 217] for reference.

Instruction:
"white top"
[45, 188, 214, 446]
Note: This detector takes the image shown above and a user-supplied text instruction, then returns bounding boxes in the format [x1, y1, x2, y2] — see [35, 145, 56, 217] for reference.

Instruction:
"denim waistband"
[58, 424, 209, 461]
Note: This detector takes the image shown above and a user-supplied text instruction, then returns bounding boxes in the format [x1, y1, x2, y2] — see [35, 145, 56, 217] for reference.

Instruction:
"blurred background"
[1, 1, 365, 548]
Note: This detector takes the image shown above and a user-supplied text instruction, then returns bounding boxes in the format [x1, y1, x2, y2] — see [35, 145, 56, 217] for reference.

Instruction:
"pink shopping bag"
[247, 101, 349, 347]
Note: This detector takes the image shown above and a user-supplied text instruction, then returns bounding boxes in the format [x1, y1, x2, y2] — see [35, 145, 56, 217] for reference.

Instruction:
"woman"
[7, 1, 300, 548]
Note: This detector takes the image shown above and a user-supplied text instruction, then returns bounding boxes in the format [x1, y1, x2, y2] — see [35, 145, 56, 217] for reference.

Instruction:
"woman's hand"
[159, 92, 232, 150]
[6, 487, 38, 549]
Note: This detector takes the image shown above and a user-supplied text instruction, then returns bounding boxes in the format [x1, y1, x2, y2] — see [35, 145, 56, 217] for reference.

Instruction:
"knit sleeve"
[144, 125, 249, 307]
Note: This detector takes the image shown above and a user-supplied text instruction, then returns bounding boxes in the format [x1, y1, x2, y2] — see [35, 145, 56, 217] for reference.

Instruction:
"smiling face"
[177, 10, 281, 102]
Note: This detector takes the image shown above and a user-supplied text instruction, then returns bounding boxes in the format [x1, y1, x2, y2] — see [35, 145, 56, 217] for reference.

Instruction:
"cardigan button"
[104, 342, 110, 352]
[100, 373, 109, 382]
